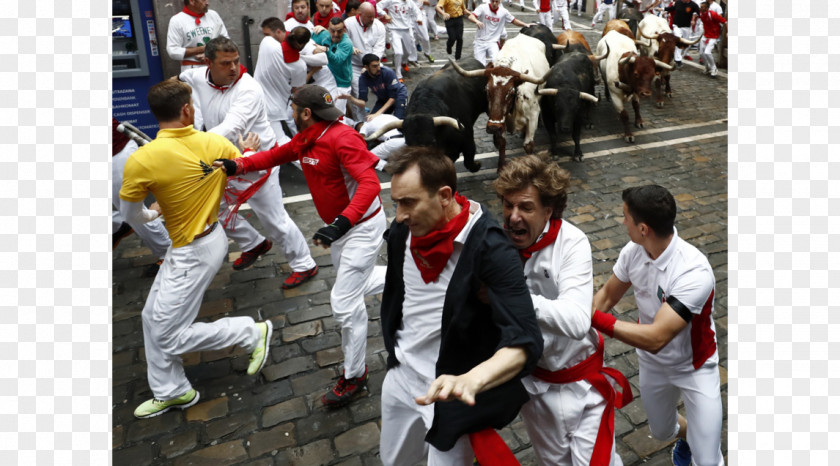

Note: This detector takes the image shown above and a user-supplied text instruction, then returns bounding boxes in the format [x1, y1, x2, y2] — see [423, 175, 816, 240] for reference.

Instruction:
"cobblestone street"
[113, 7, 727, 465]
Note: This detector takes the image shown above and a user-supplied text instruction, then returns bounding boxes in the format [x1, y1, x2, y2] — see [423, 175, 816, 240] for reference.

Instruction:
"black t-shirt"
[665, 0, 700, 28]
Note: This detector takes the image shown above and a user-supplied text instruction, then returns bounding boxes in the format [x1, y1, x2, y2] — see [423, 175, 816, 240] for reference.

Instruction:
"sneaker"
[282, 266, 318, 289]
[699, 57, 704, 64]
[671, 438, 692, 466]
[425, 53, 435, 63]
[416, 43, 422, 52]
[323, 366, 369, 408]
[142, 259, 164, 278]
[398, 78, 405, 84]
[385, 42, 391, 49]
[684, 55, 693, 61]
[381, 56, 387, 63]
[233, 239, 272, 270]
[247, 320, 273, 375]
[446, 45, 452, 55]
[402, 63, 410, 73]
[134, 389, 199, 419]
[710, 69, 718, 78]
[113, 222, 134, 249]
[591, 22, 596, 28]
[675, 61, 683, 69]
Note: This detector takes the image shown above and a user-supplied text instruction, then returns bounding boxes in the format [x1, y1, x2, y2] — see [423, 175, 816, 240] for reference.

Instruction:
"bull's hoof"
[635, 122, 644, 129]
[573, 152, 584, 162]
[524, 142, 535, 154]
[666, 92, 672, 98]
[656, 101, 664, 109]
[625, 135, 635, 143]
[464, 161, 482, 173]
[586, 123, 594, 129]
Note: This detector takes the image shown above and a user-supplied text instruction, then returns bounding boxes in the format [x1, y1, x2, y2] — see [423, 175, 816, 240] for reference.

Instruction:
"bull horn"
[640, 29, 660, 40]
[519, 68, 551, 85]
[636, 40, 648, 47]
[552, 43, 567, 50]
[579, 92, 598, 102]
[653, 59, 673, 70]
[432, 116, 463, 130]
[538, 88, 559, 96]
[364, 119, 403, 141]
[449, 57, 485, 77]
[679, 34, 703, 46]
[613, 81, 633, 93]
[619, 54, 637, 65]
[592, 43, 609, 62]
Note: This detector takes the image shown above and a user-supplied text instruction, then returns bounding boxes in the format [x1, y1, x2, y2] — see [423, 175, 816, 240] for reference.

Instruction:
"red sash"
[468, 428, 520, 465]
[220, 143, 278, 230]
[531, 333, 632, 466]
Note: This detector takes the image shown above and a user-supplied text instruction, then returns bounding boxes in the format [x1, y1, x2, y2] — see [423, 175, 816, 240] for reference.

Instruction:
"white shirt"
[613, 228, 719, 369]
[396, 201, 483, 381]
[377, 0, 422, 30]
[359, 114, 402, 141]
[285, 17, 315, 32]
[254, 36, 307, 122]
[179, 68, 278, 151]
[300, 40, 339, 94]
[345, 15, 388, 68]
[166, 10, 229, 64]
[472, 3, 516, 42]
[519, 220, 600, 396]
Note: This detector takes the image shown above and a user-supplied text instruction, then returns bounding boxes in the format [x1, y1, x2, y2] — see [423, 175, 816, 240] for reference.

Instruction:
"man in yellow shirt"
[435, 0, 467, 60]
[120, 79, 273, 419]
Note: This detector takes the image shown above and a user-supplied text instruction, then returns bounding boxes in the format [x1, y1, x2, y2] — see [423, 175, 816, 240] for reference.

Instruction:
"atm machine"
[112, 0, 164, 138]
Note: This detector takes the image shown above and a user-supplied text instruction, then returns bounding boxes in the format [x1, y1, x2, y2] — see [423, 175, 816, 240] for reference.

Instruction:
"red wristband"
[591, 310, 617, 338]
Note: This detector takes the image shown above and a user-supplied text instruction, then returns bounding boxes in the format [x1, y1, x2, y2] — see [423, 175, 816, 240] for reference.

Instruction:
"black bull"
[364, 58, 488, 173]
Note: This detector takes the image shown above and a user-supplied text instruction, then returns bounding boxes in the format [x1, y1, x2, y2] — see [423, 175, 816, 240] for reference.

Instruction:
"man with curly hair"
[493, 154, 630, 465]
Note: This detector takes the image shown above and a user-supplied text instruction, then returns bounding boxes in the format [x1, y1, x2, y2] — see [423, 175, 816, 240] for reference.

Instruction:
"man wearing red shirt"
[698, 1, 726, 77]
[215, 85, 386, 407]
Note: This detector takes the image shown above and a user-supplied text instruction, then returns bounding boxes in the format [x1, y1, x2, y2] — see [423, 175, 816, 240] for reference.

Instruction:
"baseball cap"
[291, 84, 344, 121]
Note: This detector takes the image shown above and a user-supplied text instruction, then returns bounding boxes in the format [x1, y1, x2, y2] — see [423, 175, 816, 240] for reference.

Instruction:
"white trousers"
[412, 20, 432, 57]
[553, 0, 571, 30]
[329, 209, 387, 378]
[269, 120, 292, 146]
[699, 37, 718, 73]
[334, 85, 352, 115]
[537, 11, 554, 31]
[351, 64, 366, 121]
[592, 2, 613, 24]
[569, 0, 583, 14]
[521, 380, 623, 466]
[389, 28, 416, 78]
[380, 364, 475, 466]
[112, 140, 171, 258]
[221, 167, 316, 272]
[372, 137, 407, 162]
[639, 359, 725, 466]
[141, 224, 259, 399]
[473, 39, 501, 66]
[672, 25, 695, 62]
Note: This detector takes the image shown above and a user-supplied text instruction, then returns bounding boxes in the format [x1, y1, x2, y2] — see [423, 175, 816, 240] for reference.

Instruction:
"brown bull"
[603, 19, 635, 41]
[637, 18, 702, 108]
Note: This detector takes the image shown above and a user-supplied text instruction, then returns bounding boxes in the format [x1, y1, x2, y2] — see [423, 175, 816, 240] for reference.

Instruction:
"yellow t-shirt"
[438, 0, 466, 18]
[119, 125, 240, 248]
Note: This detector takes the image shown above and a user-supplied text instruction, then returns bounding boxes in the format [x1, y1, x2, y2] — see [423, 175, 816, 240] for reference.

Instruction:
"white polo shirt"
[613, 228, 718, 370]
[472, 3, 515, 43]
[166, 9, 229, 67]
[254, 36, 307, 122]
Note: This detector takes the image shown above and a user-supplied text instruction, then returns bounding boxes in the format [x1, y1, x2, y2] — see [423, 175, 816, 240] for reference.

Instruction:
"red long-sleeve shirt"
[699, 9, 726, 39]
[238, 121, 381, 225]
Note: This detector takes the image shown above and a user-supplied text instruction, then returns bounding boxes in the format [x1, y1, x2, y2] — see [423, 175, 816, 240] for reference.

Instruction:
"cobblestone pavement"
[113, 9, 727, 466]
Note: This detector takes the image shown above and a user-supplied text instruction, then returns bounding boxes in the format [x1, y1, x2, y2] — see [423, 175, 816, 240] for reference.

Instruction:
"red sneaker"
[402, 63, 409, 73]
[322, 366, 369, 408]
[233, 239, 272, 270]
[282, 266, 319, 289]
[684, 55, 693, 61]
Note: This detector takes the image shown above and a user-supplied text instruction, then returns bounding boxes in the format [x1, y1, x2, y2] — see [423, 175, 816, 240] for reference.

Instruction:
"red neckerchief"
[313, 12, 335, 28]
[206, 64, 247, 93]
[289, 120, 334, 154]
[489, 4, 499, 13]
[518, 218, 561, 261]
[337, 0, 349, 12]
[181, 7, 204, 25]
[281, 41, 300, 63]
[112, 118, 129, 156]
[285, 11, 295, 20]
[410, 193, 471, 284]
[356, 14, 368, 32]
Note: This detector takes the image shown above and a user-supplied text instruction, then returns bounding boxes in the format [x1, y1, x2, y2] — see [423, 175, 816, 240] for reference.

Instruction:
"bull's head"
[538, 87, 598, 133]
[616, 53, 666, 98]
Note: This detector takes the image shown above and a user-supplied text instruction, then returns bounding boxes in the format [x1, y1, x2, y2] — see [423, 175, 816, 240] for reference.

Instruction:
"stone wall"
[152, 0, 289, 79]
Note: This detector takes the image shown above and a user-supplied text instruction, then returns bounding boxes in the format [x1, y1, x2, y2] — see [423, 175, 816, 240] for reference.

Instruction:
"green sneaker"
[247, 320, 273, 375]
[134, 389, 199, 419]
[425, 52, 435, 63]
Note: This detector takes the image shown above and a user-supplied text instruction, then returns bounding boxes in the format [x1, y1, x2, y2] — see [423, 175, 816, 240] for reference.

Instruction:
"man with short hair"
[376, 0, 423, 80]
[355, 114, 405, 170]
[493, 154, 629, 466]
[345, 2, 388, 118]
[314, 0, 341, 27]
[591, 185, 724, 466]
[663, 0, 700, 68]
[378, 147, 543, 465]
[339, 54, 408, 120]
[255, 17, 306, 143]
[122, 79, 272, 419]
[591, 0, 616, 27]
[342, 0, 363, 19]
[697, 1, 726, 78]
[180, 37, 319, 287]
[166, 0, 230, 72]
[313, 17, 356, 116]
[286, 0, 316, 31]
[467, 0, 530, 65]
[216, 84, 387, 408]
